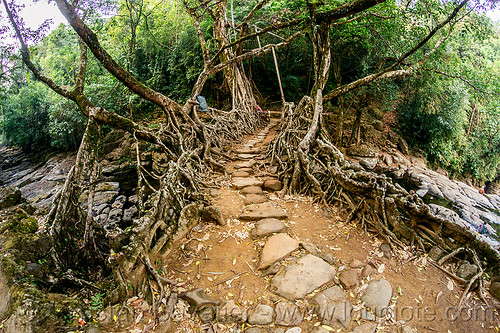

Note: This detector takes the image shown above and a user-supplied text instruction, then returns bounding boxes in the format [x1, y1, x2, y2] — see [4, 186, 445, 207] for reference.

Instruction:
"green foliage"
[1, 81, 51, 152]
[48, 98, 87, 150]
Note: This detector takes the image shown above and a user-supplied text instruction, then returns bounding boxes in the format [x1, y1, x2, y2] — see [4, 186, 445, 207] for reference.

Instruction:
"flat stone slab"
[234, 160, 256, 169]
[313, 286, 352, 329]
[259, 233, 300, 269]
[232, 171, 251, 177]
[244, 194, 267, 205]
[271, 254, 336, 300]
[240, 202, 288, 221]
[235, 147, 260, 154]
[232, 177, 263, 189]
[252, 218, 287, 238]
[238, 153, 258, 159]
[241, 186, 263, 195]
[361, 279, 392, 317]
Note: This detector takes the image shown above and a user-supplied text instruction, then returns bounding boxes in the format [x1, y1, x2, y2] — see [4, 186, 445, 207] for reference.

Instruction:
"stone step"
[238, 153, 258, 160]
[232, 177, 263, 189]
[235, 147, 260, 154]
[270, 254, 336, 300]
[239, 202, 288, 221]
[234, 160, 256, 169]
[243, 194, 267, 205]
[258, 233, 300, 269]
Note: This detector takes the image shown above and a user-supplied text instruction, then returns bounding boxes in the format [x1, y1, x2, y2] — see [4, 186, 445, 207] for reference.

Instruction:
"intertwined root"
[269, 101, 499, 297]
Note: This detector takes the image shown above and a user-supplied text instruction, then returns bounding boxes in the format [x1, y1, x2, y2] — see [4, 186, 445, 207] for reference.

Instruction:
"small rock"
[300, 242, 321, 255]
[245, 328, 263, 333]
[180, 288, 220, 308]
[263, 179, 283, 191]
[261, 262, 281, 277]
[350, 259, 364, 268]
[339, 269, 359, 289]
[313, 286, 352, 329]
[320, 252, 336, 265]
[271, 254, 336, 300]
[259, 233, 300, 269]
[244, 194, 268, 205]
[361, 265, 374, 278]
[401, 327, 418, 333]
[198, 305, 216, 323]
[428, 246, 444, 261]
[360, 309, 376, 321]
[241, 186, 263, 195]
[128, 195, 138, 205]
[252, 218, 287, 238]
[201, 206, 226, 226]
[456, 261, 478, 280]
[379, 243, 392, 259]
[122, 206, 138, 224]
[218, 300, 247, 323]
[275, 301, 303, 326]
[488, 282, 500, 301]
[312, 327, 330, 333]
[248, 304, 274, 325]
[274, 329, 286, 333]
[285, 328, 302, 333]
[361, 279, 393, 317]
[352, 322, 377, 333]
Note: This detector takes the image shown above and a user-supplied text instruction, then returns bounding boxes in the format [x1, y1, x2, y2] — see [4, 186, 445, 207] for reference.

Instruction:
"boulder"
[241, 186, 263, 195]
[0, 187, 22, 209]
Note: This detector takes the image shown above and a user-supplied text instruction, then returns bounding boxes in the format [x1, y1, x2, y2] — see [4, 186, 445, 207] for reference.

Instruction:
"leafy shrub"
[1, 82, 51, 152]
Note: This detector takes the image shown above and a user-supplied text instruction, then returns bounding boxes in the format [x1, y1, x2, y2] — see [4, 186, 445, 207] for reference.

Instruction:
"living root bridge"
[270, 101, 500, 268]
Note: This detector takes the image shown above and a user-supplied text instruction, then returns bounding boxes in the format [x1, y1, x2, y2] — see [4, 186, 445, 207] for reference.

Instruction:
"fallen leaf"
[447, 278, 454, 291]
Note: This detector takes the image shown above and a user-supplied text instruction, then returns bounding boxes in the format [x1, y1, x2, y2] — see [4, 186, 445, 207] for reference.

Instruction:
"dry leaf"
[447, 278, 454, 291]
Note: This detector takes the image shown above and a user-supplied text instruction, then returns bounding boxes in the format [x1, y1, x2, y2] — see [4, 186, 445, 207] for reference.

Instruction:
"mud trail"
[155, 122, 500, 333]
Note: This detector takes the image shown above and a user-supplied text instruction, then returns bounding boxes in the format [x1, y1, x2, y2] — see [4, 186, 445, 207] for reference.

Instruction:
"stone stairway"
[159, 121, 497, 333]
[164, 122, 396, 333]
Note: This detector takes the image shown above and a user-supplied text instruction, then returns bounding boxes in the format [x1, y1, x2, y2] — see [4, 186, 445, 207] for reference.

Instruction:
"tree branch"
[323, 0, 467, 101]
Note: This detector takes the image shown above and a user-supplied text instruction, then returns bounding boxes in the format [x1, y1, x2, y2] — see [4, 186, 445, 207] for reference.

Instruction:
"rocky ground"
[1, 121, 500, 333]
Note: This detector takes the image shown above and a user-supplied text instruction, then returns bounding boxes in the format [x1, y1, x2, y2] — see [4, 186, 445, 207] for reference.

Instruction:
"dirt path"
[158, 122, 500, 333]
